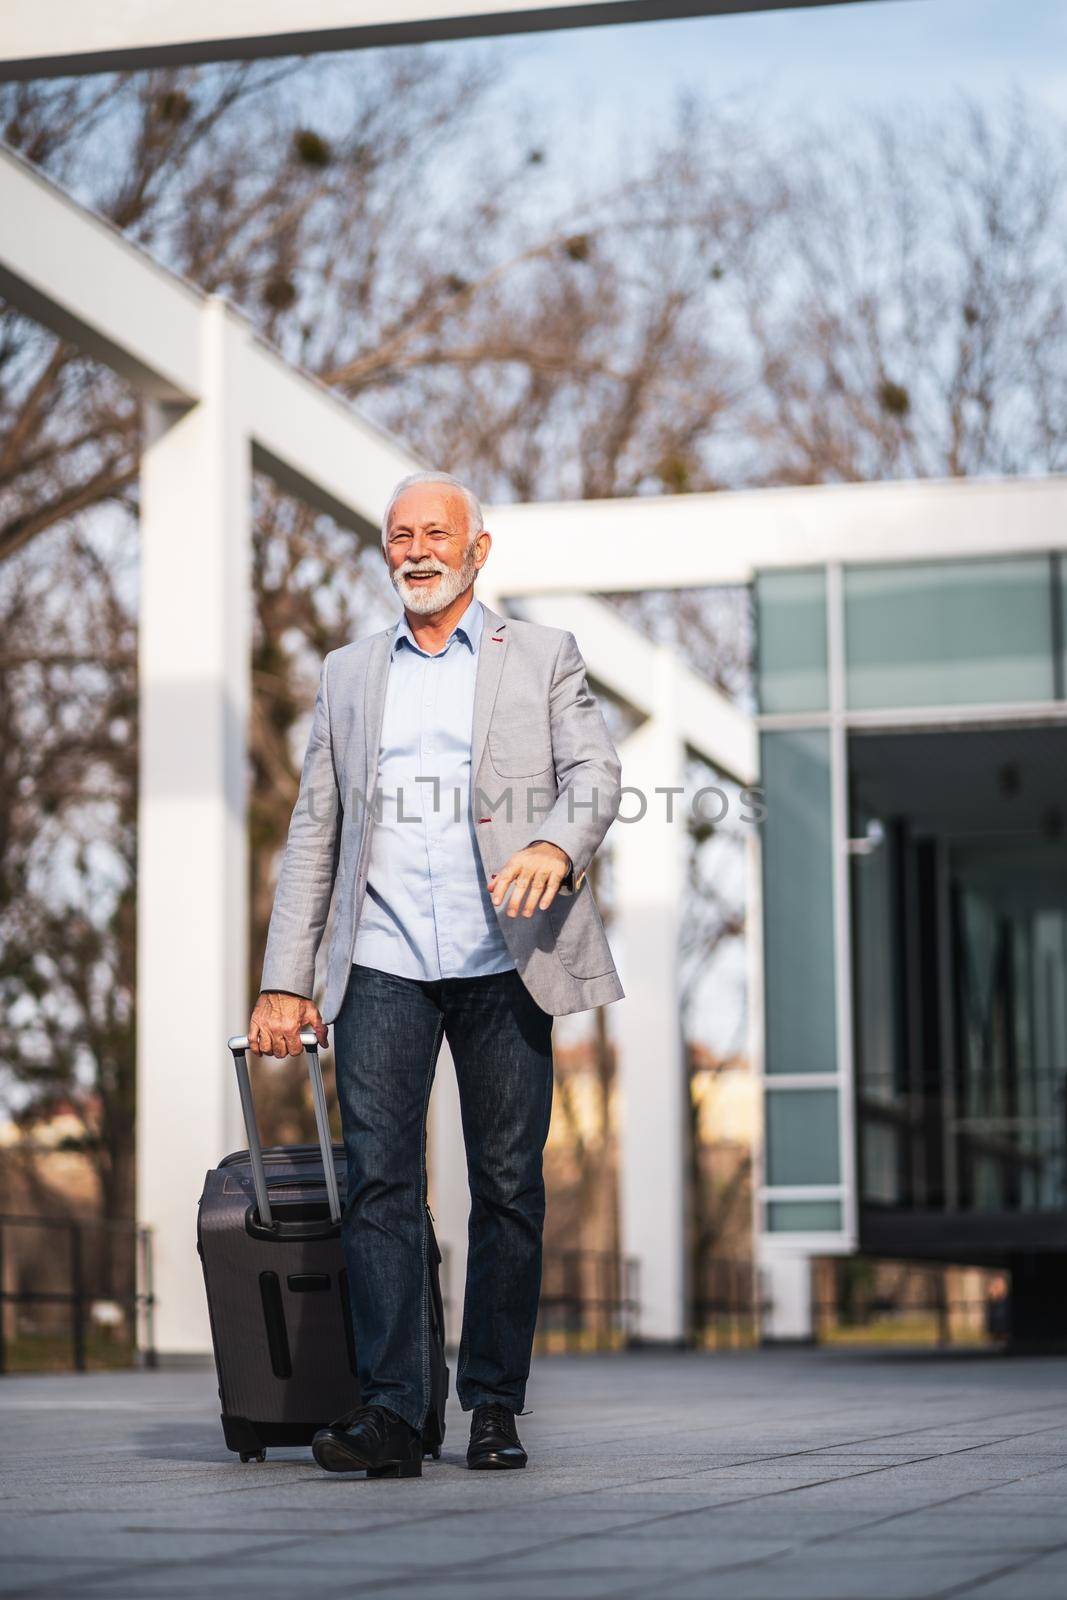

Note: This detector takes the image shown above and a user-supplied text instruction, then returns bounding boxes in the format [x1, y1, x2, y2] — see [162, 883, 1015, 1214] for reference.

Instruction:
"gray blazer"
[260, 601, 625, 1019]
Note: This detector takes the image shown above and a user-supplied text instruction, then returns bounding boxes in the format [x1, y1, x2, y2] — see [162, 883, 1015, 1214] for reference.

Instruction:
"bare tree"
[0, 531, 137, 1226]
[722, 92, 1067, 485]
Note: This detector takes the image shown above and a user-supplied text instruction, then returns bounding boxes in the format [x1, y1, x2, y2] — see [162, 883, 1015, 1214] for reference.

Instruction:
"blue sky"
[467, 0, 1066, 158]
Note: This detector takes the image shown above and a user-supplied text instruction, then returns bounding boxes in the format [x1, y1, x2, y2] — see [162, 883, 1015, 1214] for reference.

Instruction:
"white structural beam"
[758, 1253, 813, 1342]
[0, 1, 877, 79]
[0, 147, 200, 401]
[428, 1040, 469, 1337]
[0, 149, 421, 528]
[514, 591, 756, 783]
[138, 302, 253, 1355]
[487, 474, 1067, 593]
[245, 340, 425, 535]
[613, 651, 689, 1342]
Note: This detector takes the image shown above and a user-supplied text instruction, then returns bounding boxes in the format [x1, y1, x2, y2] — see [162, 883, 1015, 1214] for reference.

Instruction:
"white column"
[428, 1040, 469, 1343]
[138, 298, 251, 1358]
[614, 650, 688, 1343]
[758, 1250, 814, 1342]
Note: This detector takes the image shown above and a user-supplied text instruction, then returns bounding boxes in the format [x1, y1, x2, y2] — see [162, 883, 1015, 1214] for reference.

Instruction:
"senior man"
[247, 470, 623, 1479]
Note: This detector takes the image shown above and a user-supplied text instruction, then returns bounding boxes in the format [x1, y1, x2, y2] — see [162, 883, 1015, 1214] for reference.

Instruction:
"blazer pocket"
[488, 724, 553, 778]
[547, 881, 615, 979]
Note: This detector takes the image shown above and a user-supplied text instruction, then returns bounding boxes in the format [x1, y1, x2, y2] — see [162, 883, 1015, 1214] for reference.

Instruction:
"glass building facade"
[755, 554, 1067, 1279]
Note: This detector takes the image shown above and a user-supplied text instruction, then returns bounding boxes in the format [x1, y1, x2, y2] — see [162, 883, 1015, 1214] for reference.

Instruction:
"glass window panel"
[761, 729, 837, 1074]
[766, 1200, 843, 1233]
[861, 1121, 903, 1205]
[844, 556, 1055, 710]
[755, 568, 829, 713]
[765, 1087, 841, 1186]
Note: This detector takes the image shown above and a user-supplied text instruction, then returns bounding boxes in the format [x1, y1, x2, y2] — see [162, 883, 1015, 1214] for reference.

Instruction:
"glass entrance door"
[849, 724, 1067, 1237]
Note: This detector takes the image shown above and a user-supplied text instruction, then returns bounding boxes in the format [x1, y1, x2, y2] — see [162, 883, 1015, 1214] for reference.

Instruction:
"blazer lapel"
[471, 602, 508, 776]
[362, 625, 396, 801]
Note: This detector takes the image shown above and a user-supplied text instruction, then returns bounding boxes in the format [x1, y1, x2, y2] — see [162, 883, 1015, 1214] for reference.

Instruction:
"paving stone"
[3, 1349, 1067, 1599]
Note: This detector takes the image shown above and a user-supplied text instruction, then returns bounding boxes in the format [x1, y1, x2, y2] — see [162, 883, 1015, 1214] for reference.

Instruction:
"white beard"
[392, 548, 478, 615]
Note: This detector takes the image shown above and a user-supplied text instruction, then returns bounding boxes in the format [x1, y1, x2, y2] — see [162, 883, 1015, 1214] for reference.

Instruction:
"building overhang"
[2, 1, 898, 81]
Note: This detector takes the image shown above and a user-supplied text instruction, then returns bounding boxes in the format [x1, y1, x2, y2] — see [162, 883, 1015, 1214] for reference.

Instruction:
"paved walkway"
[2, 1349, 1066, 1599]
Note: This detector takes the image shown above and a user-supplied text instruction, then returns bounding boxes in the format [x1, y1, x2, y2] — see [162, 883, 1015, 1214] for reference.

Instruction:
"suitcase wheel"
[423, 1446, 441, 1461]
[240, 1451, 267, 1463]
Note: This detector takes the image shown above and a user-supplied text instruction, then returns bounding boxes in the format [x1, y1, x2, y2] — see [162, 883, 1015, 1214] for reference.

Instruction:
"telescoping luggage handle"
[226, 1026, 342, 1231]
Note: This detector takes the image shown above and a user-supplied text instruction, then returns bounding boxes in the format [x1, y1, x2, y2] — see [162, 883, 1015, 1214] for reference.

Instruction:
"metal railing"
[535, 1249, 640, 1352]
[0, 1214, 156, 1374]
[692, 1258, 763, 1349]
[813, 1257, 1001, 1349]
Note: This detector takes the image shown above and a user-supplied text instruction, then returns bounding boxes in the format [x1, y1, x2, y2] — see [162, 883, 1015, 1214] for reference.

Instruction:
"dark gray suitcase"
[197, 1027, 448, 1463]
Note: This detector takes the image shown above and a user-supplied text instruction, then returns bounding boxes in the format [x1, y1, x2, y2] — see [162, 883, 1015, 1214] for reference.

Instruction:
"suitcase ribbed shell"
[198, 1145, 358, 1440]
[197, 1142, 447, 1459]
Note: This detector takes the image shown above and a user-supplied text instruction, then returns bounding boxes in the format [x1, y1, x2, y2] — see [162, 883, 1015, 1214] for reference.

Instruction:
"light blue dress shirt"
[352, 594, 516, 981]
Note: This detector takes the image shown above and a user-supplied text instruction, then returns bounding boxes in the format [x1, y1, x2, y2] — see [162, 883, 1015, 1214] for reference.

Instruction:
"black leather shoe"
[467, 1402, 528, 1470]
[312, 1404, 423, 1478]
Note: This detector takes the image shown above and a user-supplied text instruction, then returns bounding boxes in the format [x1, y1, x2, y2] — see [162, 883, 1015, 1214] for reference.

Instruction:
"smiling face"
[383, 483, 489, 616]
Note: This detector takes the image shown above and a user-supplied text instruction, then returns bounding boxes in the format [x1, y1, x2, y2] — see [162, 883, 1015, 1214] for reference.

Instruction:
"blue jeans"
[333, 962, 554, 1432]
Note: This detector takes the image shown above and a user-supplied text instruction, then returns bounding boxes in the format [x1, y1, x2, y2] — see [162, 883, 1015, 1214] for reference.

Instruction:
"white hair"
[380, 471, 484, 550]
